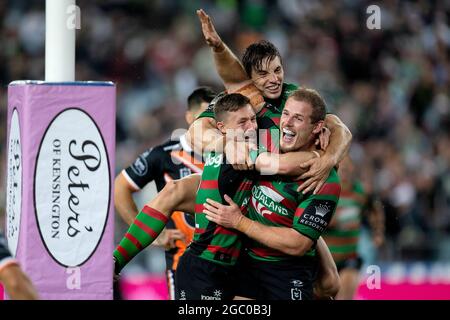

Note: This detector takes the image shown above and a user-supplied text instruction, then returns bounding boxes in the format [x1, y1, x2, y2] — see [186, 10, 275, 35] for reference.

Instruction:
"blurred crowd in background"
[0, 0, 449, 275]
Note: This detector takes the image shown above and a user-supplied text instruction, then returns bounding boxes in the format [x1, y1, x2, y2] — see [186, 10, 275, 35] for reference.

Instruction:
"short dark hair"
[242, 40, 282, 78]
[214, 93, 251, 122]
[288, 88, 327, 124]
[187, 87, 217, 111]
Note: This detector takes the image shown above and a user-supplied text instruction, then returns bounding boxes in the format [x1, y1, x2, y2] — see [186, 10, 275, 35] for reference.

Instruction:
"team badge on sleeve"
[299, 199, 337, 233]
[131, 155, 148, 176]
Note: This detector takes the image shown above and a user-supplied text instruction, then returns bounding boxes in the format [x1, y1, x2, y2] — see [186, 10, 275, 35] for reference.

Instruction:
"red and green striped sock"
[113, 205, 169, 272]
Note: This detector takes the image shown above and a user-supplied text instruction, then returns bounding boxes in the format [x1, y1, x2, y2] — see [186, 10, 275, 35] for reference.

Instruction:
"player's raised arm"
[197, 9, 250, 89]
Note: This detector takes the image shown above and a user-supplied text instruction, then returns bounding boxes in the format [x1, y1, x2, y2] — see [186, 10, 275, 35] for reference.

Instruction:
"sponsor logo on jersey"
[299, 199, 336, 233]
[251, 185, 289, 217]
[291, 287, 302, 300]
[315, 203, 331, 217]
[205, 153, 223, 168]
[291, 280, 303, 288]
[179, 167, 192, 178]
[291, 278, 303, 300]
[201, 290, 222, 300]
[131, 156, 148, 177]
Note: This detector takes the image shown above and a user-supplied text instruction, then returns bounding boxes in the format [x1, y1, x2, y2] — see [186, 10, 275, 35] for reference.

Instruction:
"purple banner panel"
[5, 81, 116, 300]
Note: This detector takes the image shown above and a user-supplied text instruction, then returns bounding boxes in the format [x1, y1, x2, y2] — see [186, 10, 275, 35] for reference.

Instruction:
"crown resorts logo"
[314, 203, 330, 217]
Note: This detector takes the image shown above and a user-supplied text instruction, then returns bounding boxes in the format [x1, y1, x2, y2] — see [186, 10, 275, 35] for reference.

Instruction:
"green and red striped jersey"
[188, 83, 299, 266]
[323, 182, 365, 264]
[189, 152, 254, 266]
[246, 170, 341, 262]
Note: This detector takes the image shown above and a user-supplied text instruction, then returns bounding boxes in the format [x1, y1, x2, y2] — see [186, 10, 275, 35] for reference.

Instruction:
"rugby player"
[176, 93, 328, 300]
[203, 88, 341, 300]
[113, 91, 318, 276]
[114, 91, 339, 300]
[189, 9, 352, 195]
[111, 9, 352, 264]
[112, 10, 350, 294]
[114, 87, 215, 299]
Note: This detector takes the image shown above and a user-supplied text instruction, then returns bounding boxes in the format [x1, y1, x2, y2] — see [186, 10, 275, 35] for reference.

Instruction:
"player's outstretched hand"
[197, 9, 224, 52]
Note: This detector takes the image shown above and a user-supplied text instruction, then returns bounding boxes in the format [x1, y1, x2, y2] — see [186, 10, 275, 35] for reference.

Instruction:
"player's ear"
[312, 120, 324, 135]
[216, 121, 226, 134]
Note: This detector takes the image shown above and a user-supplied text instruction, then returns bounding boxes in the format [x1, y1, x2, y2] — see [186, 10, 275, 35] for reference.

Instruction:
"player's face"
[251, 56, 284, 100]
[280, 99, 323, 153]
[221, 104, 258, 141]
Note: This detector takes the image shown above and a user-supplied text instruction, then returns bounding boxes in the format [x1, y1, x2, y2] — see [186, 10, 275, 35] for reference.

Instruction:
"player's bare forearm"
[0, 264, 39, 300]
[203, 197, 313, 256]
[147, 174, 201, 216]
[228, 82, 265, 114]
[323, 114, 352, 165]
[197, 8, 249, 86]
[314, 237, 340, 298]
[114, 173, 139, 225]
[256, 151, 320, 176]
[236, 217, 313, 256]
[186, 117, 224, 154]
[197, 9, 264, 111]
[213, 43, 249, 87]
